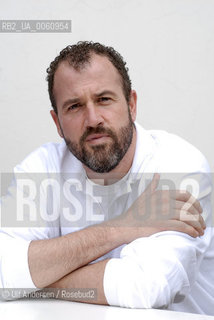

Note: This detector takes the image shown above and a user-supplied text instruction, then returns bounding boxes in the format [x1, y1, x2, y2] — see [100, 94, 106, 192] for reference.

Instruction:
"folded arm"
[46, 226, 212, 308]
[46, 173, 213, 308]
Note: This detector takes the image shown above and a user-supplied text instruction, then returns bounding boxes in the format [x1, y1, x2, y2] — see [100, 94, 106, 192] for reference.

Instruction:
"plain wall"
[0, 0, 214, 172]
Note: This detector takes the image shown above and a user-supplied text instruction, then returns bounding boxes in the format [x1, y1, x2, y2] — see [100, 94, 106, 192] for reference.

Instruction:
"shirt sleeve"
[104, 229, 212, 308]
[0, 234, 35, 289]
[0, 169, 60, 299]
[103, 171, 213, 308]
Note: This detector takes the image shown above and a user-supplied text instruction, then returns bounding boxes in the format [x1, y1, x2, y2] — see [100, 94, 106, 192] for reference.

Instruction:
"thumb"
[144, 173, 160, 194]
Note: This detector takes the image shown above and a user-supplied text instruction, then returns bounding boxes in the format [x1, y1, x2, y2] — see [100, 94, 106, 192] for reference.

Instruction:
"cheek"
[110, 106, 131, 126]
[60, 118, 82, 141]
[104, 104, 126, 119]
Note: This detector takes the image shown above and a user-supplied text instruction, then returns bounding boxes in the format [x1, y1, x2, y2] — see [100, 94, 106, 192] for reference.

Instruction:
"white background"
[0, 0, 214, 172]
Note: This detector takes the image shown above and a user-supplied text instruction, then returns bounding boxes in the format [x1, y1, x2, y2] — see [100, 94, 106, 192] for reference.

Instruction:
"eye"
[68, 103, 80, 111]
[98, 97, 111, 104]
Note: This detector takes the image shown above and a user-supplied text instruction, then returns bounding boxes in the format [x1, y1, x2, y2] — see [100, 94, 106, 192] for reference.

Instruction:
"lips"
[85, 134, 110, 142]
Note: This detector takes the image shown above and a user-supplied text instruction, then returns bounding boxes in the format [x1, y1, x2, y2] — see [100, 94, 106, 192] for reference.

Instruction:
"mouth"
[85, 134, 110, 144]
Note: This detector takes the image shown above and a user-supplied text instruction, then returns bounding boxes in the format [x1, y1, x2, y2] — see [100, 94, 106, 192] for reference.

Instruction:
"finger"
[172, 190, 203, 214]
[168, 208, 205, 234]
[163, 220, 200, 238]
[169, 206, 202, 225]
[175, 201, 206, 229]
[177, 210, 205, 236]
[181, 206, 206, 230]
[198, 214, 206, 229]
[173, 221, 200, 238]
[144, 173, 160, 194]
[175, 200, 201, 216]
[187, 193, 203, 214]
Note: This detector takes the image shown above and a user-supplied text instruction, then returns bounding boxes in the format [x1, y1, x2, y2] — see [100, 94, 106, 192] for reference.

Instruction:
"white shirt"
[0, 122, 214, 315]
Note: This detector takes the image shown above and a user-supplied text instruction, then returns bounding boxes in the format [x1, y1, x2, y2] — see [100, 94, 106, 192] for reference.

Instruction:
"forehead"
[53, 54, 123, 98]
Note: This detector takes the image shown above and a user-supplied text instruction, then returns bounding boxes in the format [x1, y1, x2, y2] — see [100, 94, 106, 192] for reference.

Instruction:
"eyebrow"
[61, 90, 117, 110]
[95, 90, 117, 98]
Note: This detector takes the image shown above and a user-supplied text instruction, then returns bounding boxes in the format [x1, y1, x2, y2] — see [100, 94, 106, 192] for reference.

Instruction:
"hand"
[113, 173, 205, 241]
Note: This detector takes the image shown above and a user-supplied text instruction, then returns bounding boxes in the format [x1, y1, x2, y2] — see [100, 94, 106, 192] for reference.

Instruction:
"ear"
[50, 110, 63, 138]
[129, 90, 137, 122]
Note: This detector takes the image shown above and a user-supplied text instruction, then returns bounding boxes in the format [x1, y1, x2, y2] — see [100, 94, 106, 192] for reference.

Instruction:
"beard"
[61, 112, 135, 173]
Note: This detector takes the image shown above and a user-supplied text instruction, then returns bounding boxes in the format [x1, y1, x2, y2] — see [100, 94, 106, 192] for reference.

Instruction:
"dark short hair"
[46, 41, 132, 113]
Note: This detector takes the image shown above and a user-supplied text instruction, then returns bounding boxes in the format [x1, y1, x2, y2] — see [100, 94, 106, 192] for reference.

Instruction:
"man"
[0, 41, 213, 314]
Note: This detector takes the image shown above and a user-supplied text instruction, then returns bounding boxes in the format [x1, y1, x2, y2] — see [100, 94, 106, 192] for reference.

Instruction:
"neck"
[83, 128, 137, 186]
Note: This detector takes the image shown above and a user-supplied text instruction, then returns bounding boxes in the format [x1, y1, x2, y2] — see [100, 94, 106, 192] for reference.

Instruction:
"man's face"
[51, 54, 137, 173]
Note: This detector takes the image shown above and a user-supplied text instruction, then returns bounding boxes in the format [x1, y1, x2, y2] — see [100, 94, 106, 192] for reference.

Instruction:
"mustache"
[80, 126, 116, 144]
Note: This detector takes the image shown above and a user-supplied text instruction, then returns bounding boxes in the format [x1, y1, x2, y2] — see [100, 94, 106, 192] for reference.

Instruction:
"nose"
[84, 103, 104, 128]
